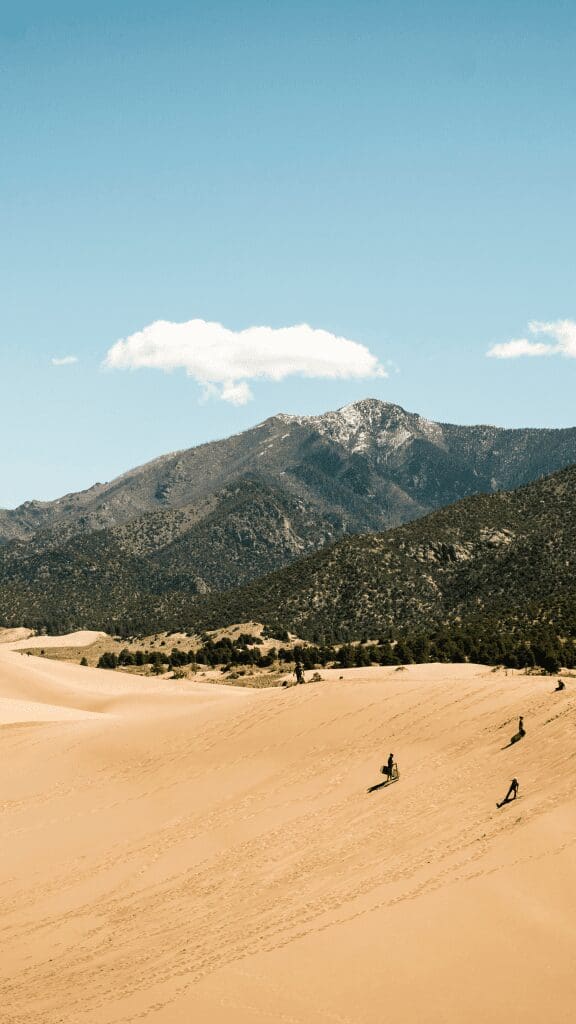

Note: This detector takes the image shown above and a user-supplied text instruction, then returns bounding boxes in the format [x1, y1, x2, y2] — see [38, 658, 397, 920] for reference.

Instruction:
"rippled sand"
[1, 633, 574, 1023]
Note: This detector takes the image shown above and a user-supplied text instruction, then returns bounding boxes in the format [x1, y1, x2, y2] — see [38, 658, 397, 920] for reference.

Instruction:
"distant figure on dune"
[508, 716, 526, 745]
[497, 778, 519, 808]
[368, 754, 399, 793]
[379, 753, 398, 782]
[294, 662, 304, 684]
[555, 679, 566, 691]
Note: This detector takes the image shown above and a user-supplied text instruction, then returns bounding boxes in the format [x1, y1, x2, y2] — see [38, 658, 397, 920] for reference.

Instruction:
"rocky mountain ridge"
[1, 459, 575, 638]
[3, 399, 576, 547]
[2, 399, 576, 634]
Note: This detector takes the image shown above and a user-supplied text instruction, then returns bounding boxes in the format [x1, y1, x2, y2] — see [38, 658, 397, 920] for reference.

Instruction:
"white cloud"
[51, 355, 78, 366]
[528, 319, 576, 357]
[486, 337, 555, 359]
[487, 319, 576, 360]
[103, 319, 388, 404]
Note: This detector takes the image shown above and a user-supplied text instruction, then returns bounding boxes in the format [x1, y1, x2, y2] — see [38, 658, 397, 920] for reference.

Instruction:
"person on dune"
[497, 778, 519, 807]
[380, 753, 397, 782]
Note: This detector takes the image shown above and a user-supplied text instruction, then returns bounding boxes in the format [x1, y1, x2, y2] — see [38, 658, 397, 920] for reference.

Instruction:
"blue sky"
[2, 1, 576, 507]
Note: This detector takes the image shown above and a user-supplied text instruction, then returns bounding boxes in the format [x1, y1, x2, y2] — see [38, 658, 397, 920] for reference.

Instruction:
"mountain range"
[1, 398, 576, 634]
[191, 461, 576, 641]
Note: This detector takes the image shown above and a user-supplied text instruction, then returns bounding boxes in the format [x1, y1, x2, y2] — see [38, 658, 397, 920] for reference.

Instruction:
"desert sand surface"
[1, 635, 575, 1023]
[4, 629, 107, 650]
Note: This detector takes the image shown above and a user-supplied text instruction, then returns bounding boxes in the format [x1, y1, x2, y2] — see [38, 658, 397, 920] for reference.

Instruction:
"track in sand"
[1, 632, 575, 1023]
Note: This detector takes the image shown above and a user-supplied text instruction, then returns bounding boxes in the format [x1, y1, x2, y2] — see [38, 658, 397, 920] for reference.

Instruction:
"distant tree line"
[97, 633, 276, 672]
[96, 624, 573, 676]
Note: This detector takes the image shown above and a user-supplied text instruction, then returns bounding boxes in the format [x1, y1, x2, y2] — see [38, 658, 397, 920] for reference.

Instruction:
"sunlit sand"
[1, 633, 574, 1022]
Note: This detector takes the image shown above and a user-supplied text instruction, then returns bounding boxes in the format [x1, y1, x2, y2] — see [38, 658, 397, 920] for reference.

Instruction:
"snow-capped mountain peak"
[275, 399, 443, 454]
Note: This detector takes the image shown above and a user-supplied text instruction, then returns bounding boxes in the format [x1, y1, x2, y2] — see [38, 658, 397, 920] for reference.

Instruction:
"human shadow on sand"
[501, 731, 525, 750]
[496, 795, 521, 808]
[367, 779, 399, 794]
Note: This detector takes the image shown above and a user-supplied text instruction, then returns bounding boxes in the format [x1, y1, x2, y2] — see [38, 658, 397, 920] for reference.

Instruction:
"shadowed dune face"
[0, 640, 575, 1023]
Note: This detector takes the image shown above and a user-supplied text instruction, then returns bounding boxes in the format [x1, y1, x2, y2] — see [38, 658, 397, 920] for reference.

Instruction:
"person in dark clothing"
[380, 753, 397, 781]
[508, 716, 525, 746]
[294, 662, 304, 684]
[555, 679, 566, 691]
[497, 778, 519, 807]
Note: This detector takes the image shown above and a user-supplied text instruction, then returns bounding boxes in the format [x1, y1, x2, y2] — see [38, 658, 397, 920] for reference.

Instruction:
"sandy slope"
[0, 638, 575, 1023]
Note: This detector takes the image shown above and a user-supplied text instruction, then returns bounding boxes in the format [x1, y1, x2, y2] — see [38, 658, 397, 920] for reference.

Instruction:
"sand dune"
[0, 638, 575, 1022]
[6, 629, 107, 650]
[0, 627, 36, 646]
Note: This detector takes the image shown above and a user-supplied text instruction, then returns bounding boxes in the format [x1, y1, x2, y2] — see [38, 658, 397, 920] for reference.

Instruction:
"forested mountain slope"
[188, 463, 576, 641]
[1, 462, 575, 639]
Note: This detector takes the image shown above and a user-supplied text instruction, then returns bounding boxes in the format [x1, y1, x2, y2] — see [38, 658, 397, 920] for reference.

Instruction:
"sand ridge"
[0, 637, 575, 1022]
